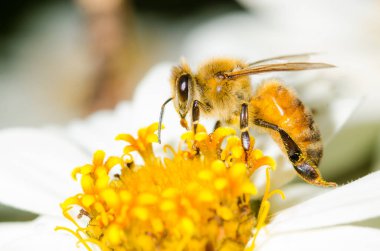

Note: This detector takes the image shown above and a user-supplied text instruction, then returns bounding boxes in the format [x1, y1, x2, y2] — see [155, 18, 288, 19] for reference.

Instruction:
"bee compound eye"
[177, 74, 190, 103]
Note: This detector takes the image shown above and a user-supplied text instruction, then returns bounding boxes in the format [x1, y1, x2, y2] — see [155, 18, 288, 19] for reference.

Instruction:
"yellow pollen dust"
[57, 123, 283, 251]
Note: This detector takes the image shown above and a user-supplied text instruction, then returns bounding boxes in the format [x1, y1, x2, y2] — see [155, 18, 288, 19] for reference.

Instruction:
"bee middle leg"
[213, 120, 222, 131]
[240, 104, 251, 158]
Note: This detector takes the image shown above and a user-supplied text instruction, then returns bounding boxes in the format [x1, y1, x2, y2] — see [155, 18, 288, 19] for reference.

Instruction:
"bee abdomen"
[251, 80, 324, 166]
[294, 113, 323, 165]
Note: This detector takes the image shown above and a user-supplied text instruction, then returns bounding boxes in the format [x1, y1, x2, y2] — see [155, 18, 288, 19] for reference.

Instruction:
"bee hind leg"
[294, 160, 336, 187]
[240, 104, 251, 160]
[254, 119, 336, 187]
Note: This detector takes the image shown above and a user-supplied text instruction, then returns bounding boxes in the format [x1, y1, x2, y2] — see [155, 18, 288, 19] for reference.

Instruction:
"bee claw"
[294, 161, 337, 187]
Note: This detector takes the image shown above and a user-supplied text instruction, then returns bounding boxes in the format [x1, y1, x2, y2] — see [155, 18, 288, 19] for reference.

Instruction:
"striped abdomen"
[249, 80, 334, 186]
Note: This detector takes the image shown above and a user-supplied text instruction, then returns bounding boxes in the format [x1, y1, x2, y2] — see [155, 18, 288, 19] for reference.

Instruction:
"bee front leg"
[240, 104, 251, 157]
[191, 100, 202, 155]
[192, 100, 200, 133]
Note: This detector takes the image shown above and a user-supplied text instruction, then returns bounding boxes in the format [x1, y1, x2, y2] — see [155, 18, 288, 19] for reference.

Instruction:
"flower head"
[58, 123, 279, 251]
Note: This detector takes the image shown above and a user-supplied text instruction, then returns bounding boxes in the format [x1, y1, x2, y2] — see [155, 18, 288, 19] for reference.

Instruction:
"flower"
[0, 121, 380, 251]
[2, 122, 380, 251]
[58, 122, 280, 251]
[0, 64, 375, 251]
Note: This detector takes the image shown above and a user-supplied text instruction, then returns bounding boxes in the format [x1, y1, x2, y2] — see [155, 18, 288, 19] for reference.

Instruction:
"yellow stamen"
[55, 226, 92, 251]
[59, 123, 281, 251]
[245, 167, 286, 251]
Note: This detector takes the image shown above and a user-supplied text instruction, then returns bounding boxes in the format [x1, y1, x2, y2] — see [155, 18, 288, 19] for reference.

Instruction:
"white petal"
[0, 129, 88, 215]
[257, 225, 380, 251]
[63, 103, 134, 156]
[270, 183, 327, 212]
[0, 216, 89, 251]
[267, 171, 380, 234]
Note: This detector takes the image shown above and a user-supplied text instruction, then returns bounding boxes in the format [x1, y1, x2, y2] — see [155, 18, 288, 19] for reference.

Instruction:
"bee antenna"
[158, 97, 173, 144]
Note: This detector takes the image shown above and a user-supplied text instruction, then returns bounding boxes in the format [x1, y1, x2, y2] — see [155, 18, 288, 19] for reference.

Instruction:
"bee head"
[170, 61, 195, 119]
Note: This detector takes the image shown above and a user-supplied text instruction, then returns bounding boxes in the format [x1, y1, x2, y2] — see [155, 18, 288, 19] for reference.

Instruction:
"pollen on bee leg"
[315, 177, 337, 187]
[180, 118, 189, 130]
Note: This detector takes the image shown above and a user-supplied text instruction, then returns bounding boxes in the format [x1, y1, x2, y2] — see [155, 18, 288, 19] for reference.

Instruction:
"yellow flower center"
[57, 123, 284, 251]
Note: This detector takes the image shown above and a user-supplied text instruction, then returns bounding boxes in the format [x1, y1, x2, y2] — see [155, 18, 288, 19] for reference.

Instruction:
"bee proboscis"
[158, 53, 336, 187]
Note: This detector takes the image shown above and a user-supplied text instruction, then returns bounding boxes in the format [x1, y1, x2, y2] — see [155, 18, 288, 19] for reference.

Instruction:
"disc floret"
[58, 123, 281, 251]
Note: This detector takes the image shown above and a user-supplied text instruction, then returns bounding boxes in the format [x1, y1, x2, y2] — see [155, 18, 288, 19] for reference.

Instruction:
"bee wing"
[224, 62, 335, 78]
[248, 53, 317, 66]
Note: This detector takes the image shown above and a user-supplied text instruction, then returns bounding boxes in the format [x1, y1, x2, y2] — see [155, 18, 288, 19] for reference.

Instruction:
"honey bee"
[158, 54, 336, 187]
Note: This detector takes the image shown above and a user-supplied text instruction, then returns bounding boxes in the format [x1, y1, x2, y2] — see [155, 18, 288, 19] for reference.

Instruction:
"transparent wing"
[224, 62, 335, 78]
[248, 53, 318, 66]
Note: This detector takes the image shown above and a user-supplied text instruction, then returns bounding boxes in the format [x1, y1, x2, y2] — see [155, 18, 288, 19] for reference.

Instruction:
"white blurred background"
[0, 0, 379, 221]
